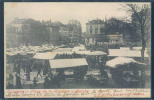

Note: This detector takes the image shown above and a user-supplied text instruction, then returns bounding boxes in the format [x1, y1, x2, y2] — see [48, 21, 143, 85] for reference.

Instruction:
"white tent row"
[6, 49, 36, 56]
[6, 44, 60, 56]
[49, 58, 88, 69]
[32, 50, 75, 59]
[6, 44, 55, 52]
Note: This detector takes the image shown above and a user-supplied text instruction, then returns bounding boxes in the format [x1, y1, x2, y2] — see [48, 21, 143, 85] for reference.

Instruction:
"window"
[92, 38, 95, 43]
[95, 28, 98, 34]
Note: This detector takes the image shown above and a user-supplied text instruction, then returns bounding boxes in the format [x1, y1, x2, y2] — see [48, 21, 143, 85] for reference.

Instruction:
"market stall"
[106, 57, 146, 88]
[49, 58, 88, 81]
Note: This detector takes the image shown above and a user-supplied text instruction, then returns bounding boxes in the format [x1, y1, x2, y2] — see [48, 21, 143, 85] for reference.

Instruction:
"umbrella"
[106, 57, 146, 69]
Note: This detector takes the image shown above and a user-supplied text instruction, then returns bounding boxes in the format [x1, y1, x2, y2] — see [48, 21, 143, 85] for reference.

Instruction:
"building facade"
[85, 19, 123, 47]
[6, 18, 24, 48]
[85, 19, 106, 46]
[6, 18, 83, 48]
[67, 20, 82, 44]
[59, 25, 70, 44]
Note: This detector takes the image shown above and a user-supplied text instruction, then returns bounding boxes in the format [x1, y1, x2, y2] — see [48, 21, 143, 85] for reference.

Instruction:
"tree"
[122, 4, 151, 63]
[104, 17, 133, 38]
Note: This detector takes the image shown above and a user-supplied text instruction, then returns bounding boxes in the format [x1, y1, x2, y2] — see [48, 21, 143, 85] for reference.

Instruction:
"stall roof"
[33, 52, 57, 60]
[75, 50, 106, 56]
[106, 57, 145, 68]
[75, 51, 91, 55]
[87, 51, 107, 56]
[49, 58, 88, 69]
[72, 45, 86, 52]
[108, 49, 148, 57]
[55, 51, 74, 55]
[6, 52, 17, 56]
[55, 48, 73, 52]
[26, 51, 36, 54]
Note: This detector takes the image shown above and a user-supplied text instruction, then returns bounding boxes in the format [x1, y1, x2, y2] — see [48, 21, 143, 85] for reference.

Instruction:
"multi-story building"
[68, 20, 82, 43]
[44, 21, 60, 45]
[6, 18, 44, 47]
[68, 20, 81, 28]
[85, 19, 106, 46]
[59, 26, 69, 37]
[6, 18, 83, 48]
[6, 18, 23, 48]
[85, 19, 123, 47]
[59, 25, 70, 44]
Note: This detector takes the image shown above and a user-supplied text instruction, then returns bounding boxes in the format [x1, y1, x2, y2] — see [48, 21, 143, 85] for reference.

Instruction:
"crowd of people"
[6, 52, 90, 89]
[6, 50, 146, 89]
[7, 53, 52, 88]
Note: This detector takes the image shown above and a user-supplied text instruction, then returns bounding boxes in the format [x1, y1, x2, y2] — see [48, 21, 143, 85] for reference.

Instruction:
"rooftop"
[87, 19, 105, 25]
[108, 48, 149, 57]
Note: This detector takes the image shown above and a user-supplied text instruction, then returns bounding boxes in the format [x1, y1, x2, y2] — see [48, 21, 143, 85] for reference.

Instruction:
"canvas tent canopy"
[33, 52, 57, 60]
[72, 45, 86, 52]
[106, 57, 146, 69]
[75, 51, 107, 56]
[6, 52, 17, 56]
[87, 51, 107, 56]
[55, 48, 73, 52]
[26, 51, 36, 54]
[49, 58, 88, 69]
[108, 49, 148, 57]
[75, 51, 91, 55]
[55, 51, 74, 55]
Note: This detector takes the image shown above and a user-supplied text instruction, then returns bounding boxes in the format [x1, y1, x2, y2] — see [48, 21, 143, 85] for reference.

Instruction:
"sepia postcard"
[4, 2, 151, 98]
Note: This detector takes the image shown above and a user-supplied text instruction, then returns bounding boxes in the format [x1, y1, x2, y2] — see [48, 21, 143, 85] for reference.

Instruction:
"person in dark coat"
[140, 70, 146, 88]
[48, 70, 53, 80]
[100, 69, 109, 80]
[99, 58, 109, 83]
[133, 68, 139, 79]
[15, 74, 22, 89]
[16, 63, 21, 75]
[33, 77, 38, 88]
[52, 71, 61, 88]
[22, 58, 26, 72]
[79, 66, 88, 81]
[7, 82, 14, 89]
[44, 76, 50, 88]
[13, 62, 17, 72]
[43, 61, 49, 76]
[15, 58, 21, 75]
[24, 60, 29, 81]
[9, 73, 14, 85]
[37, 65, 42, 78]
[56, 69, 65, 81]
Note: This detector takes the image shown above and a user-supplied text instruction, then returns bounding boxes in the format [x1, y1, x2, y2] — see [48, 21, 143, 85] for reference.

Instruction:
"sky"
[4, 2, 150, 32]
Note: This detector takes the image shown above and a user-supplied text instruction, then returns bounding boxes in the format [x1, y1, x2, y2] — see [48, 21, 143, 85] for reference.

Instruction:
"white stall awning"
[49, 58, 88, 69]
[33, 52, 57, 60]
